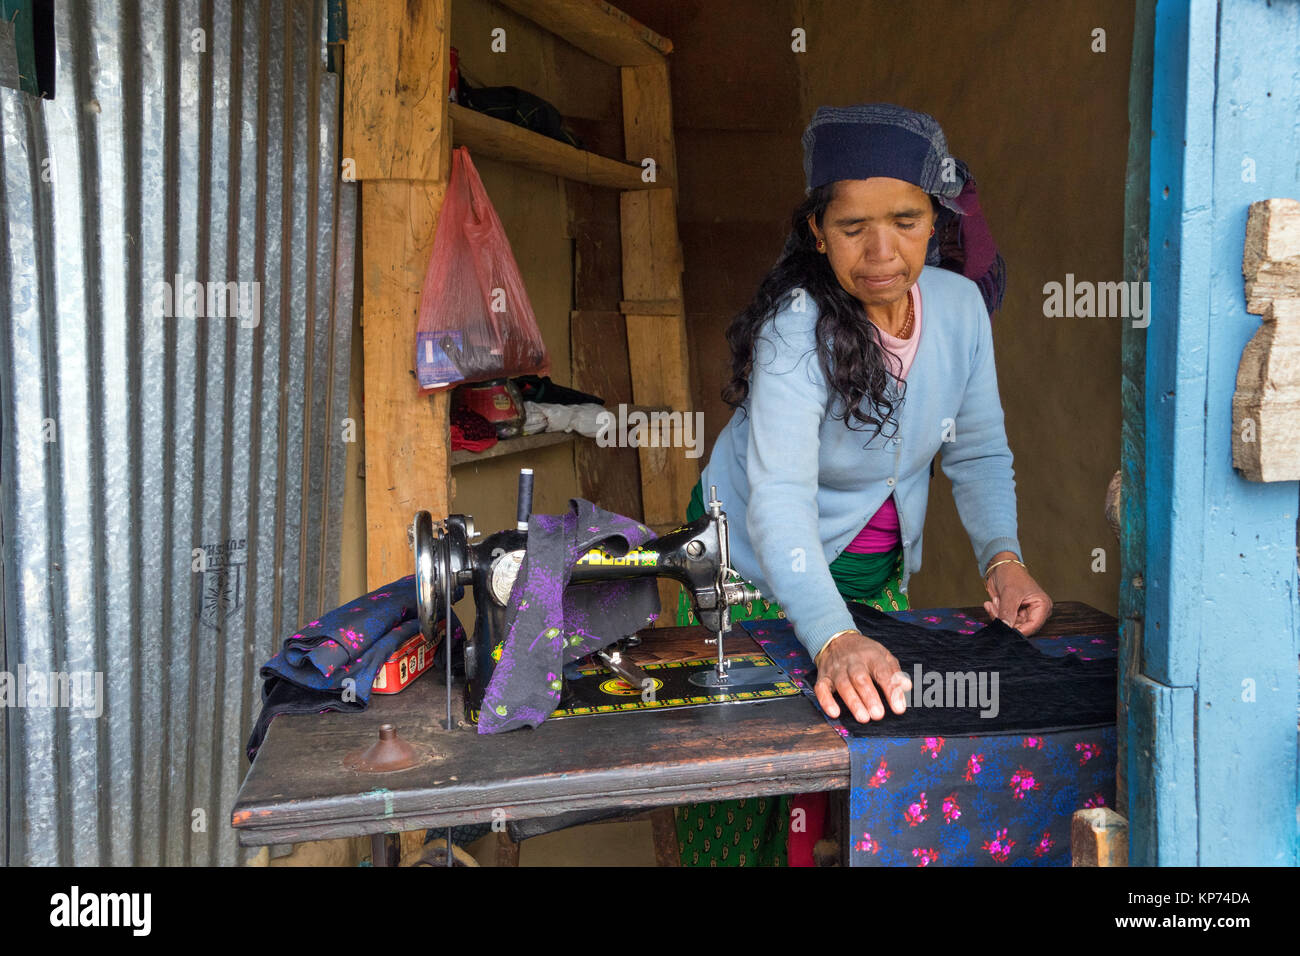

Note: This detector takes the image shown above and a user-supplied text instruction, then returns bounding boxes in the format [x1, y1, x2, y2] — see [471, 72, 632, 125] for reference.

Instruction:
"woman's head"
[799, 104, 958, 313]
[722, 103, 988, 441]
[721, 181, 919, 442]
[806, 177, 938, 310]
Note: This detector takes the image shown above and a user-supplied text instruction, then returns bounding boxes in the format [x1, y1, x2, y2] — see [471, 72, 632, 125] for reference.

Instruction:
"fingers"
[837, 673, 874, 723]
[996, 591, 1022, 627]
[814, 677, 840, 719]
[869, 654, 910, 714]
[815, 639, 908, 723]
[1016, 596, 1052, 636]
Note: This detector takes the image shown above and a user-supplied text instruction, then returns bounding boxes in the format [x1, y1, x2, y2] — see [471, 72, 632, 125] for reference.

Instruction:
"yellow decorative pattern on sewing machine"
[551, 652, 799, 718]
[574, 547, 661, 567]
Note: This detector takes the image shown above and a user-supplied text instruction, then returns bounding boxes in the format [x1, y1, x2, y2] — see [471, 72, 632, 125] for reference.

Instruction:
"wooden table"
[231, 601, 1116, 860]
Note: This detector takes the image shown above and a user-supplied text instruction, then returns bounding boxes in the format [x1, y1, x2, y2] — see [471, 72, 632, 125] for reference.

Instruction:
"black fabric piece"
[245, 678, 353, 762]
[824, 603, 1116, 737]
[511, 374, 605, 407]
[459, 79, 583, 148]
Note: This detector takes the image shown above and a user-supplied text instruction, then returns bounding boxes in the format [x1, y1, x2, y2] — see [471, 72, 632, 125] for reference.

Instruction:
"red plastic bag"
[416, 147, 550, 391]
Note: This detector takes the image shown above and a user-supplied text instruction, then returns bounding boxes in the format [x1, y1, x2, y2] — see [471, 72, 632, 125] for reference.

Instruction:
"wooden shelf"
[496, 0, 672, 66]
[351, 1, 695, 584]
[450, 103, 669, 191]
[450, 403, 676, 467]
[451, 430, 577, 467]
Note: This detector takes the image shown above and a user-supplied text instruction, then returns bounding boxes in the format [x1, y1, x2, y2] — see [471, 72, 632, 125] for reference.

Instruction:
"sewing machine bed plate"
[231, 603, 1117, 848]
[553, 652, 801, 718]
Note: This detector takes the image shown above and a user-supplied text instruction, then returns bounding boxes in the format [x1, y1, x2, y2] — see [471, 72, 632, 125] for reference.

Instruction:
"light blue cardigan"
[700, 265, 1022, 661]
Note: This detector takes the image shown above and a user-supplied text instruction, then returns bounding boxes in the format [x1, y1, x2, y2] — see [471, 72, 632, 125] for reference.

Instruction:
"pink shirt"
[844, 284, 921, 554]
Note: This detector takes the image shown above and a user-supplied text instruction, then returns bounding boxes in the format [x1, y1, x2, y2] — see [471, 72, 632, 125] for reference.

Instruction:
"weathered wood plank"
[624, 311, 696, 528]
[1243, 198, 1300, 313]
[1125, 673, 1196, 865]
[1231, 298, 1300, 481]
[342, 0, 448, 182]
[496, 0, 672, 66]
[1234, 201, 1300, 482]
[648, 807, 681, 867]
[494, 831, 521, 867]
[451, 430, 576, 467]
[621, 61, 678, 185]
[619, 298, 682, 315]
[1071, 807, 1129, 866]
[620, 61, 697, 528]
[571, 309, 643, 518]
[450, 103, 663, 190]
[361, 180, 451, 589]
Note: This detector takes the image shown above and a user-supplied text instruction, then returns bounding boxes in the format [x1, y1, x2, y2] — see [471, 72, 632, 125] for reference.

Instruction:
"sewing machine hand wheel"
[412, 510, 440, 643]
[412, 510, 475, 643]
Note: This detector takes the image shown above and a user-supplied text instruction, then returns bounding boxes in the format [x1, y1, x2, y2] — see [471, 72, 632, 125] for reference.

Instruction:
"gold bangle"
[814, 628, 857, 668]
[983, 557, 1025, 580]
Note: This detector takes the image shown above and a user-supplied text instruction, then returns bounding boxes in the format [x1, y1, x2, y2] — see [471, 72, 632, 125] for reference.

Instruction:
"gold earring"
[816, 239, 826, 252]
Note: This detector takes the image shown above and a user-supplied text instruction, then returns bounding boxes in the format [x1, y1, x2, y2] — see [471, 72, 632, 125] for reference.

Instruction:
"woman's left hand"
[983, 554, 1052, 635]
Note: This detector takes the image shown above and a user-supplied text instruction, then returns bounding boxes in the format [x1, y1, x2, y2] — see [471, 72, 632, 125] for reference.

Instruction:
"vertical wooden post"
[620, 60, 699, 618]
[343, 0, 453, 589]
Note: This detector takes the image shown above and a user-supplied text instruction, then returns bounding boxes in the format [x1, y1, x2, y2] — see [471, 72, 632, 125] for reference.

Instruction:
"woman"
[674, 104, 1052, 866]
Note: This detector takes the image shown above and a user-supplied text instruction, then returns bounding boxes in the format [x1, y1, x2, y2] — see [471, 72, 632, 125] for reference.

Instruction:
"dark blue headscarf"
[802, 103, 1007, 316]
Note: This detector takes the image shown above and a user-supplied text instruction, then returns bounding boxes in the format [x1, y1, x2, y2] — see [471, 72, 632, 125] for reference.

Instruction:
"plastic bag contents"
[416, 146, 550, 390]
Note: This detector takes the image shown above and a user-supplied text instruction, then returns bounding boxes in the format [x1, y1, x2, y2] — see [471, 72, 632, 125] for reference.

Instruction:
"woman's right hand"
[813, 632, 912, 723]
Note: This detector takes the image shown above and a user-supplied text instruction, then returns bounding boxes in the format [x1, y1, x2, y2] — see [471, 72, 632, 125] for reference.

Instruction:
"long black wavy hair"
[722, 183, 942, 445]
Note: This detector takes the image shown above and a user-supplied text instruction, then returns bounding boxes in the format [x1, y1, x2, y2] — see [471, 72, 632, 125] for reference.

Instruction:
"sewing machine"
[410, 469, 780, 725]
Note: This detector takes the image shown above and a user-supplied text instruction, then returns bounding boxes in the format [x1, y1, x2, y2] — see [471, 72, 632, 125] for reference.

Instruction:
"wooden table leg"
[817, 789, 848, 867]
[495, 830, 521, 867]
[371, 832, 401, 867]
[650, 807, 681, 867]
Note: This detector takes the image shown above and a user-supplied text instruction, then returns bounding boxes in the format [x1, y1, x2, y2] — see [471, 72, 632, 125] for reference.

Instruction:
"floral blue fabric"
[247, 575, 465, 762]
[740, 609, 1118, 866]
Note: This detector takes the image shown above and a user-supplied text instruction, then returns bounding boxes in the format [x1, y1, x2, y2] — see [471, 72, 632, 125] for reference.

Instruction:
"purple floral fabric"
[477, 499, 660, 734]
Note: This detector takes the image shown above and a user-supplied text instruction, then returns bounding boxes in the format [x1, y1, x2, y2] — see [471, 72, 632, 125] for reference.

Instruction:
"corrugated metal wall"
[0, 0, 355, 865]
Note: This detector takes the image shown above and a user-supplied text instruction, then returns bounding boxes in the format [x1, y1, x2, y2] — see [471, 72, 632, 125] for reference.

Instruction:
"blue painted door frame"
[1133, 0, 1300, 865]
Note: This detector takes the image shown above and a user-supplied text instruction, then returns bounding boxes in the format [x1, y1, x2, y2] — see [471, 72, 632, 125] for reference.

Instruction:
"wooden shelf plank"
[450, 103, 667, 191]
[495, 0, 672, 66]
[451, 430, 577, 467]
[450, 404, 674, 467]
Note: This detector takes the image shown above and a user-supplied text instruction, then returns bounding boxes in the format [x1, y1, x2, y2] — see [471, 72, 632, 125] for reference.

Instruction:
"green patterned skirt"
[673, 480, 910, 866]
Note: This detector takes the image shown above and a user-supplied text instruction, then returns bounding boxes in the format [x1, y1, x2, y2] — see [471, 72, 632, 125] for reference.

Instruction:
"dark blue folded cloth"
[245, 575, 464, 762]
